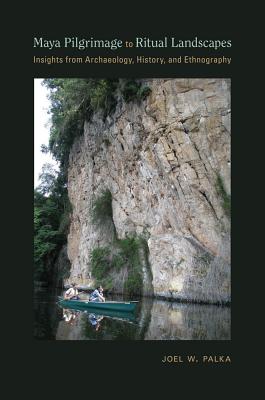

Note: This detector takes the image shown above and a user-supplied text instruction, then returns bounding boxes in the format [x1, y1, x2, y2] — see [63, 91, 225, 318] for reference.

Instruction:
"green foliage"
[119, 79, 151, 103]
[34, 164, 72, 282]
[90, 247, 115, 289]
[90, 236, 146, 296]
[90, 247, 111, 281]
[123, 269, 142, 296]
[91, 189, 113, 226]
[111, 254, 124, 271]
[89, 79, 118, 116]
[34, 190, 65, 280]
[102, 277, 114, 291]
[58, 211, 70, 234]
[216, 174, 231, 217]
[137, 85, 152, 100]
[58, 196, 73, 234]
[120, 80, 139, 102]
[118, 237, 143, 296]
[117, 237, 138, 255]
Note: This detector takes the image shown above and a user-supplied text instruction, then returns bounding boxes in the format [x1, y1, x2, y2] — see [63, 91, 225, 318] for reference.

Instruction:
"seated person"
[89, 286, 105, 302]
[64, 283, 80, 300]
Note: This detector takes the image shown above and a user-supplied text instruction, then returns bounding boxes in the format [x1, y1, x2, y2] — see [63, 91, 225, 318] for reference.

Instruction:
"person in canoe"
[64, 283, 80, 300]
[89, 286, 105, 302]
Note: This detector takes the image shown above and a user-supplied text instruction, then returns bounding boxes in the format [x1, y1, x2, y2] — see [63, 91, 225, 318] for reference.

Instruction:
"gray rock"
[65, 79, 231, 303]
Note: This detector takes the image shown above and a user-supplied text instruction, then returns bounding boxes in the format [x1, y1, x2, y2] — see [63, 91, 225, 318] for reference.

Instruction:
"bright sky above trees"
[34, 79, 58, 188]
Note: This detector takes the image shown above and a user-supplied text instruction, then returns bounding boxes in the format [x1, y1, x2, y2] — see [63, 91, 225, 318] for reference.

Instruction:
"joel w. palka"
[162, 355, 231, 363]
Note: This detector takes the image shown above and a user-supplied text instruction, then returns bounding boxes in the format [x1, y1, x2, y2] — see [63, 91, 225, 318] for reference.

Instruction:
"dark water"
[34, 287, 231, 340]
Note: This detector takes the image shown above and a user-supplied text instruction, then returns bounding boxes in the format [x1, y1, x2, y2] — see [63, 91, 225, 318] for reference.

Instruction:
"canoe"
[58, 296, 138, 312]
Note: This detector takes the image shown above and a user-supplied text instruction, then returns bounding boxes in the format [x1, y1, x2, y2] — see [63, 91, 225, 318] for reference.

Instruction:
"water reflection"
[62, 309, 80, 325]
[56, 304, 139, 340]
[61, 309, 105, 331]
[144, 300, 230, 340]
[87, 314, 104, 331]
[34, 288, 230, 340]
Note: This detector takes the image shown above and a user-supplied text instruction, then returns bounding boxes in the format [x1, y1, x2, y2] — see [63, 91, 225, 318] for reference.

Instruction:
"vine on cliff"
[216, 174, 231, 217]
[91, 189, 114, 226]
[119, 79, 151, 103]
[90, 237, 146, 296]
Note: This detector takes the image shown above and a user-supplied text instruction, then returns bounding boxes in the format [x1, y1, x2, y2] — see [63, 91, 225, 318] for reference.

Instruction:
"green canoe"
[58, 296, 138, 312]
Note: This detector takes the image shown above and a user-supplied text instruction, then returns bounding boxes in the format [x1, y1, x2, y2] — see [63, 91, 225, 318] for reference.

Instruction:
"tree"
[37, 163, 58, 195]
[34, 188, 66, 280]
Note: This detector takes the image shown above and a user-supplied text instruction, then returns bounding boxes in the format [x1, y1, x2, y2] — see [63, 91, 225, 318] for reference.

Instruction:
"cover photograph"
[34, 75, 231, 343]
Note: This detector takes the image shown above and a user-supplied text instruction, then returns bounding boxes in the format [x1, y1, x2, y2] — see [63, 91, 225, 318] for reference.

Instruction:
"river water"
[34, 287, 230, 340]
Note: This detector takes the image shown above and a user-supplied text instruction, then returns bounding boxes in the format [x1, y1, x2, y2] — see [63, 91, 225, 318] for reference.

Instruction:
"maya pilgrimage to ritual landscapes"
[33, 36, 232, 50]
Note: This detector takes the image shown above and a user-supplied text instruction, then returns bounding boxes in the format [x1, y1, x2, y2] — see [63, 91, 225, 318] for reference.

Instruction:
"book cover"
[5, 9, 250, 386]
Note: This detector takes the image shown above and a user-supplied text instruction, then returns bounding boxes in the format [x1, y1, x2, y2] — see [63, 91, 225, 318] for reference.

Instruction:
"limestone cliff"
[66, 78, 231, 304]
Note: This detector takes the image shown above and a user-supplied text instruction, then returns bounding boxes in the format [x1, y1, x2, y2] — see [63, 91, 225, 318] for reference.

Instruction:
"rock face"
[53, 245, 71, 288]
[66, 79, 231, 303]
